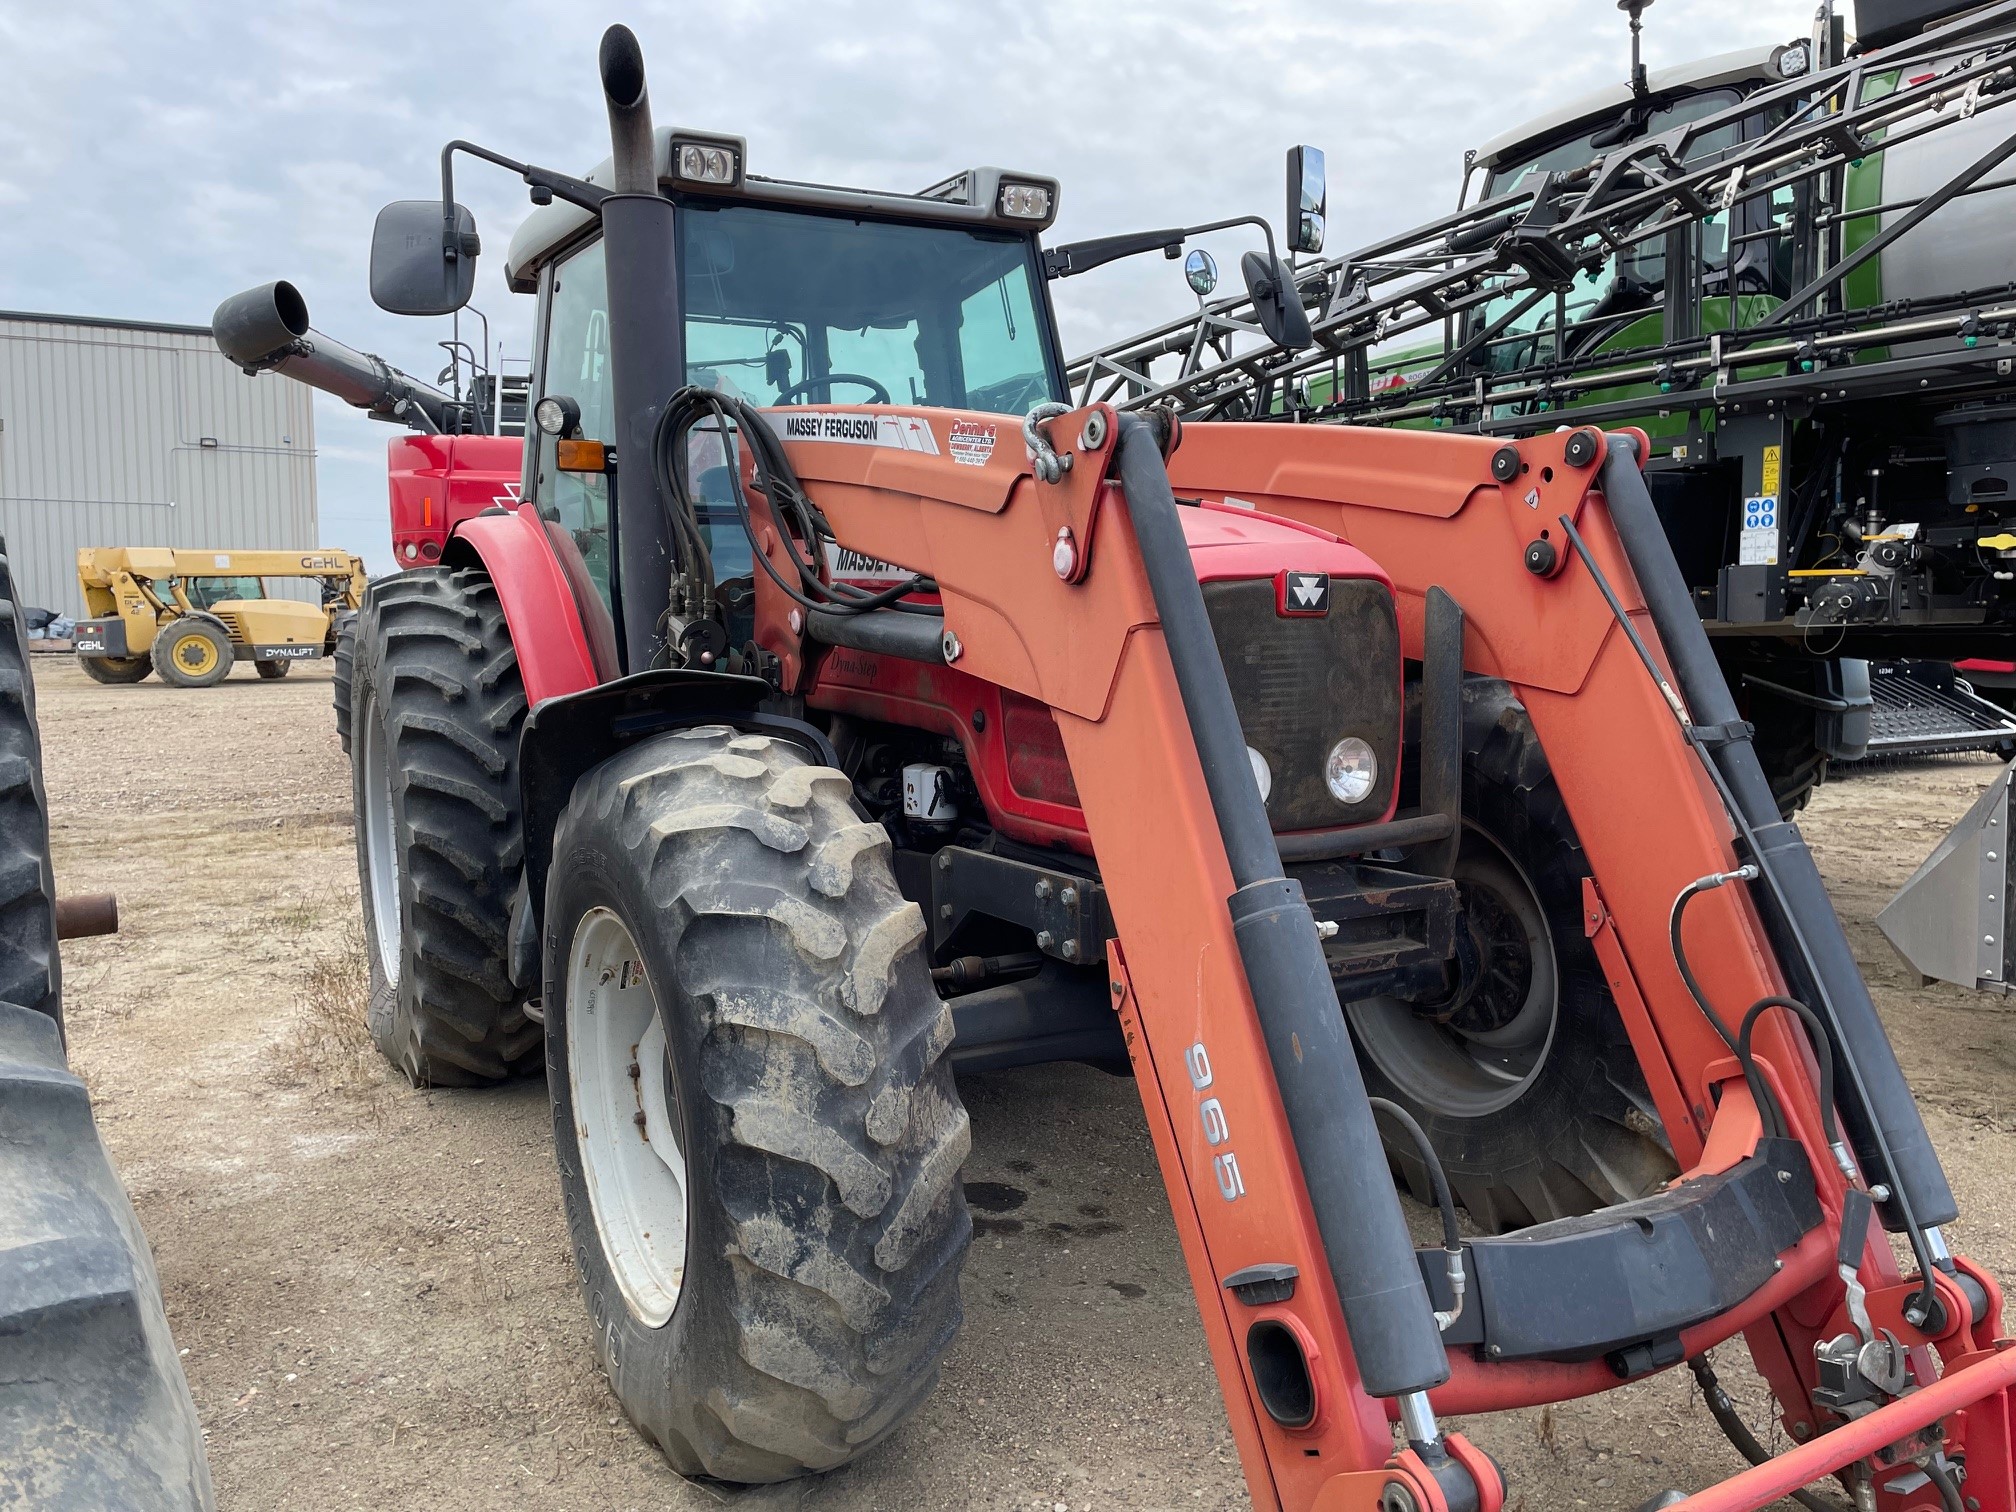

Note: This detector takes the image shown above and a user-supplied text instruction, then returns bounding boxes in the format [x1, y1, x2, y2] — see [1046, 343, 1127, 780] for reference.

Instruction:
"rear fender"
[508, 669, 836, 989]
[440, 507, 611, 703]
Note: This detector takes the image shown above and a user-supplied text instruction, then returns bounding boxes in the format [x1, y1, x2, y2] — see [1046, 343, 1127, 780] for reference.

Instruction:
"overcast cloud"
[0, 0, 1808, 573]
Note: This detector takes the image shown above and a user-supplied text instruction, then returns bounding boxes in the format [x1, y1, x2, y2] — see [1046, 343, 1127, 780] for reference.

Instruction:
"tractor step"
[1848, 662, 2016, 761]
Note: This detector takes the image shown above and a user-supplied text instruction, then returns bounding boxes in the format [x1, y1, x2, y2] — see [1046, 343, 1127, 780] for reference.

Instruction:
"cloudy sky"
[0, 0, 1808, 573]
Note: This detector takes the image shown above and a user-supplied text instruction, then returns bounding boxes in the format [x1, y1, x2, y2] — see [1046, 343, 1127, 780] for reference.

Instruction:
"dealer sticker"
[1739, 494, 1780, 566]
[769, 410, 941, 455]
[823, 542, 915, 585]
[948, 419, 997, 467]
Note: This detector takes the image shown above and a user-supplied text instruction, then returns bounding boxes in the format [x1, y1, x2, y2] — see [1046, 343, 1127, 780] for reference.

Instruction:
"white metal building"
[0, 311, 317, 618]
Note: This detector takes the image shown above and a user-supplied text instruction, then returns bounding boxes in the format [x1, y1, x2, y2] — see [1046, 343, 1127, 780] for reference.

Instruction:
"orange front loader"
[770, 403, 2016, 1512]
[251, 25, 2016, 1512]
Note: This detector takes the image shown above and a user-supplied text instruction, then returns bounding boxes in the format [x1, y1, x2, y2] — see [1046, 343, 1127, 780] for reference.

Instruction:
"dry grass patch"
[276, 922, 385, 1098]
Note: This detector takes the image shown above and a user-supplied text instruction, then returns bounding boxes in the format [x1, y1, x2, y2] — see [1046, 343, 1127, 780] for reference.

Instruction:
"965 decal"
[1186, 1041, 1245, 1202]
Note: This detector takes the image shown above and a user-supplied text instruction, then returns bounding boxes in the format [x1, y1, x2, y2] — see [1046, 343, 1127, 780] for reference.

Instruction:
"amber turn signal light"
[556, 439, 608, 473]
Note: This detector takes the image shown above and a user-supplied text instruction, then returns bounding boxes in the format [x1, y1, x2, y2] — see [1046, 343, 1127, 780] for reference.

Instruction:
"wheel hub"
[1344, 830, 1560, 1119]
[567, 907, 689, 1329]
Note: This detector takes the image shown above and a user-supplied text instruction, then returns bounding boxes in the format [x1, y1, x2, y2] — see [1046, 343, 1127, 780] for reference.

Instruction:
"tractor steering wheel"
[774, 372, 893, 406]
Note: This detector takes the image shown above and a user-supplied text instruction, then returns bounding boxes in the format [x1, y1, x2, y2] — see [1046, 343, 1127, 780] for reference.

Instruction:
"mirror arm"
[438, 139, 613, 263]
[1043, 214, 1281, 283]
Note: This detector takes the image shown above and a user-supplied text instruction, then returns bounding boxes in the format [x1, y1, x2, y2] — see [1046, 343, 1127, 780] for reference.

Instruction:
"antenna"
[1619, 0, 1654, 100]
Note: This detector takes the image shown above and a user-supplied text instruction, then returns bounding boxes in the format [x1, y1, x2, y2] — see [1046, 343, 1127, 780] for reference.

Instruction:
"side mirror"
[1241, 251, 1312, 351]
[1287, 145, 1327, 256]
[370, 200, 479, 317]
[1184, 248, 1219, 297]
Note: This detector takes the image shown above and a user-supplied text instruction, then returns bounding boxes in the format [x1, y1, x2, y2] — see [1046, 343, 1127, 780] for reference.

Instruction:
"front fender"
[441, 508, 612, 705]
[508, 669, 833, 989]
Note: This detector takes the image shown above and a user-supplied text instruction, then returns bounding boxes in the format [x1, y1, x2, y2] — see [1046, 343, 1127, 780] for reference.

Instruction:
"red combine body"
[386, 433, 525, 566]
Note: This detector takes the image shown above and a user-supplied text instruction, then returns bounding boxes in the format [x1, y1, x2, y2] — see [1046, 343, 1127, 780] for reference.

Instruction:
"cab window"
[533, 240, 615, 610]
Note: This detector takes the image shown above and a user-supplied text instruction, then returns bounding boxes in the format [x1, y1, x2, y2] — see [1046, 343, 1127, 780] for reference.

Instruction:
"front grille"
[1202, 576, 1400, 831]
[211, 612, 248, 645]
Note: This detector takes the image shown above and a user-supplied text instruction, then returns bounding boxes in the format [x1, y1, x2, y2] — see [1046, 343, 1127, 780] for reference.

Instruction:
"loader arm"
[752, 402, 2016, 1512]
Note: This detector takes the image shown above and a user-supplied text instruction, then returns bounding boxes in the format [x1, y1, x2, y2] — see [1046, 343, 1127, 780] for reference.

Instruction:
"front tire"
[152, 618, 231, 689]
[352, 569, 538, 1085]
[545, 725, 971, 1483]
[1349, 682, 1676, 1232]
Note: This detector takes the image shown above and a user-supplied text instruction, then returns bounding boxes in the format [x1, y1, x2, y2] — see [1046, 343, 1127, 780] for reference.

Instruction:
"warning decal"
[1739, 494, 1780, 566]
[948, 419, 998, 467]
[771, 410, 941, 455]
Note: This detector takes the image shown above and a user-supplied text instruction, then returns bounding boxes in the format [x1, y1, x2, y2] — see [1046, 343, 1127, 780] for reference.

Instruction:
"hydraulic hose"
[1688, 1356, 1848, 1512]
[1369, 1097, 1467, 1332]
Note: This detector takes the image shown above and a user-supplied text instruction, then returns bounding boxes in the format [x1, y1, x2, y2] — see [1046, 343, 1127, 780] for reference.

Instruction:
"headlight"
[1247, 746, 1273, 805]
[534, 394, 580, 437]
[998, 181, 1054, 220]
[1325, 737, 1377, 806]
[674, 141, 740, 185]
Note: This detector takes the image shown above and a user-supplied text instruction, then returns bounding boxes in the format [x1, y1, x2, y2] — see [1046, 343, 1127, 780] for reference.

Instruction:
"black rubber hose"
[1369, 1097, 1462, 1255]
[1688, 1356, 1848, 1512]
[1927, 1457, 1966, 1512]
[1740, 995, 1841, 1151]
[1670, 880, 1789, 1140]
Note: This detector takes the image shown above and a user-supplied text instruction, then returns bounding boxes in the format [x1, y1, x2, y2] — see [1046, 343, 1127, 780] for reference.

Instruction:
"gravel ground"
[37, 653, 2016, 1511]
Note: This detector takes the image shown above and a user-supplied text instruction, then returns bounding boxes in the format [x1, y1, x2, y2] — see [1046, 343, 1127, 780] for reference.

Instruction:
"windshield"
[1469, 90, 1747, 374]
[676, 202, 1063, 416]
[156, 576, 264, 609]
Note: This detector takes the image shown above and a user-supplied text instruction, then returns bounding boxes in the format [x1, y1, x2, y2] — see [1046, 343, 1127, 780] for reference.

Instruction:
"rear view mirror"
[370, 200, 479, 317]
[1184, 248, 1219, 297]
[1241, 251, 1312, 351]
[1288, 145, 1326, 256]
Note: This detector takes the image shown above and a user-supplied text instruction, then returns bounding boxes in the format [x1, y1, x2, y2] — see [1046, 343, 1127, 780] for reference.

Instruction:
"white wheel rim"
[359, 696, 403, 988]
[567, 907, 688, 1328]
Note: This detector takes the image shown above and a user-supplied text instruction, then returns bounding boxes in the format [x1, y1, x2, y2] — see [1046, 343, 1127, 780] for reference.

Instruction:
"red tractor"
[219, 28, 2016, 1512]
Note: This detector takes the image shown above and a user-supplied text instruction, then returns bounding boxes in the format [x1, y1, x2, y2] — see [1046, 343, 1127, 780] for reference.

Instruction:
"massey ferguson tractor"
[221, 24, 2016, 1512]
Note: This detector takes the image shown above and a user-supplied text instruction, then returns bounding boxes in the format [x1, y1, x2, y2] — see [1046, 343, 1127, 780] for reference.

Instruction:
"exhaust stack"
[211, 281, 460, 433]
[600, 25, 656, 195]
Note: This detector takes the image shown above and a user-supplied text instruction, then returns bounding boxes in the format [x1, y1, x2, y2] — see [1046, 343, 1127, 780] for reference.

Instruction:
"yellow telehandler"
[72, 547, 367, 688]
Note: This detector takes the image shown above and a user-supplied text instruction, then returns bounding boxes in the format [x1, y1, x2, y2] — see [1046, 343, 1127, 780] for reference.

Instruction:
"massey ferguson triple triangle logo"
[1277, 571, 1330, 617]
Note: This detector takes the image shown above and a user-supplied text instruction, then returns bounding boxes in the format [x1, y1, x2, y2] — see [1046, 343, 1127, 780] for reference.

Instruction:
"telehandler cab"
[225, 26, 2016, 1511]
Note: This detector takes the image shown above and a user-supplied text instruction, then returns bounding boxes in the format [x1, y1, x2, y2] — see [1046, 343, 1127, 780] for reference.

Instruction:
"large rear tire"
[352, 569, 538, 1086]
[1348, 682, 1676, 1232]
[76, 653, 153, 686]
[0, 538, 214, 1507]
[253, 659, 290, 681]
[544, 726, 971, 1482]
[0, 556, 58, 1025]
[331, 608, 357, 754]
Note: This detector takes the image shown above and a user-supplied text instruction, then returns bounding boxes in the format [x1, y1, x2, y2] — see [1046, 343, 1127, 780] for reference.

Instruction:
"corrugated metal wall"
[0, 312, 317, 617]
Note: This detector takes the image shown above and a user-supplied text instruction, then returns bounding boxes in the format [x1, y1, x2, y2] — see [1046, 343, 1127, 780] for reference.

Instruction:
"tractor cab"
[493, 138, 1069, 621]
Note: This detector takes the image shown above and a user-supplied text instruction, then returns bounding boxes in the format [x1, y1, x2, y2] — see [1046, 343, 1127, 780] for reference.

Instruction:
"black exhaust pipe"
[211, 281, 460, 433]
[595, 23, 682, 673]
[599, 25, 656, 195]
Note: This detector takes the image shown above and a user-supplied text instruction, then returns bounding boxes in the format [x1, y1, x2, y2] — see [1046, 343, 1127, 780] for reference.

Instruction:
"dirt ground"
[38, 654, 2016, 1512]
